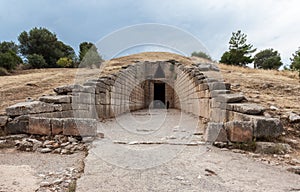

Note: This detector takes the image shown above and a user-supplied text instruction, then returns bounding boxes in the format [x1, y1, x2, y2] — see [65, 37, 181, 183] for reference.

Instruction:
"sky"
[1, 0, 300, 66]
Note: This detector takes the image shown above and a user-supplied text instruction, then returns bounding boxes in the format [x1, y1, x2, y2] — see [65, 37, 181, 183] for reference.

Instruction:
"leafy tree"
[0, 41, 19, 54]
[0, 50, 22, 70]
[56, 57, 73, 68]
[79, 42, 102, 67]
[253, 48, 282, 69]
[27, 54, 47, 69]
[290, 47, 300, 77]
[220, 30, 256, 66]
[18, 27, 75, 67]
[191, 51, 212, 61]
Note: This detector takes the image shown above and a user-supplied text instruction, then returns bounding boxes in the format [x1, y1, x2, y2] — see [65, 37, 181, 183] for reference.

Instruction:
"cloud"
[1, 0, 300, 65]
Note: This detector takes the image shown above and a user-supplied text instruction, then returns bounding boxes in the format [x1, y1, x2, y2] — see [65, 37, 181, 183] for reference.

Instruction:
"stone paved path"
[77, 109, 300, 192]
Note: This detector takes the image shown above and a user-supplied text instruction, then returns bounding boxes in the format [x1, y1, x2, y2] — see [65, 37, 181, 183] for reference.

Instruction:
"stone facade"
[0, 57, 284, 142]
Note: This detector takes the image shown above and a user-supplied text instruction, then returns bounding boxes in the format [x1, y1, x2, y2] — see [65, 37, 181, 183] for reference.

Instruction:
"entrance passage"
[154, 83, 165, 108]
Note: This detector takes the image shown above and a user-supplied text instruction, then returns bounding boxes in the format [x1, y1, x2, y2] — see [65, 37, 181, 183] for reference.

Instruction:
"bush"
[0, 51, 22, 70]
[56, 57, 73, 68]
[191, 51, 212, 61]
[0, 67, 9, 76]
[27, 54, 47, 69]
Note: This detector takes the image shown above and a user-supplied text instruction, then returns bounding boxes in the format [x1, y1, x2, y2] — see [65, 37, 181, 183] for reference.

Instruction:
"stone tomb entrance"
[143, 80, 174, 109]
[1, 53, 284, 144]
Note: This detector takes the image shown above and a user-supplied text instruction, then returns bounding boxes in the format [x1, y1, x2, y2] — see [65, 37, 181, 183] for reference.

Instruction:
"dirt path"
[77, 110, 300, 192]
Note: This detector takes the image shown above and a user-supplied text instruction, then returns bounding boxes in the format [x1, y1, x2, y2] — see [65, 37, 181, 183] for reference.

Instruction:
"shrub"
[0, 51, 22, 70]
[27, 54, 47, 69]
[56, 57, 73, 68]
[191, 51, 212, 61]
[0, 67, 9, 76]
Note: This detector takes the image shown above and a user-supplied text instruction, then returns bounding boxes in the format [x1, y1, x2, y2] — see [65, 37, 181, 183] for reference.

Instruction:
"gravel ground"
[77, 109, 300, 192]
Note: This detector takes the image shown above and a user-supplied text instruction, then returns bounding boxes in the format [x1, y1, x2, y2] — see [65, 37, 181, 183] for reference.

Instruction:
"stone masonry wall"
[0, 59, 284, 143]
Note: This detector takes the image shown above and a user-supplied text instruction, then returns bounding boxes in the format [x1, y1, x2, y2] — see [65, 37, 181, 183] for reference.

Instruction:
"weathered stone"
[53, 84, 82, 95]
[39, 95, 72, 104]
[287, 166, 300, 175]
[72, 92, 95, 104]
[216, 94, 245, 103]
[289, 112, 300, 123]
[29, 117, 51, 135]
[208, 82, 231, 91]
[0, 115, 8, 127]
[40, 148, 52, 153]
[226, 103, 264, 115]
[73, 86, 95, 93]
[204, 122, 228, 142]
[251, 116, 283, 139]
[63, 118, 97, 136]
[51, 118, 64, 135]
[255, 142, 292, 154]
[6, 101, 56, 116]
[210, 90, 230, 98]
[225, 121, 253, 142]
[5, 115, 29, 134]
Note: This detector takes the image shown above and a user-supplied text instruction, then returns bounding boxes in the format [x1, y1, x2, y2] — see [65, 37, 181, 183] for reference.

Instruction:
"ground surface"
[77, 110, 300, 192]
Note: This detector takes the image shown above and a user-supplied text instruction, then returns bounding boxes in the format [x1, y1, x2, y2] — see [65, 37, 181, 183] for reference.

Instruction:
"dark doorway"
[154, 83, 165, 108]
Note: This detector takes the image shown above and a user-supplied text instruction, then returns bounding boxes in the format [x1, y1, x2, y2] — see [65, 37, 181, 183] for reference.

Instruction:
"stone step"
[226, 103, 264, 115]
[216, 94, 246, 103]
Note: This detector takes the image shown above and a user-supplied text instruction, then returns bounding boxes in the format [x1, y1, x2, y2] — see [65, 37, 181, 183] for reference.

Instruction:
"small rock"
[53, 148, 62, 154]
[40, 148, 52, 153]
[175, 176, 184, 180]
[287, 166, 300, 175]
[40, 181, 51, 187]
[82, 137, 94, 143]
[255, 142, 292, 154]
[61, 149, 71, 154]
[270, 106, 279, 111]
[61, 142, 70, 147]
[43, 140, 55, 147]
[68, 137, 78, 143]
[289, 112, 300, 123]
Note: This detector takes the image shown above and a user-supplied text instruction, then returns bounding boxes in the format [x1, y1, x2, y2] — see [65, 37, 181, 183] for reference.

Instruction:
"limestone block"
[225, 121, 253, 142]
[210, 90, 230, 98]
[204, 122, 228, 142]
[6, 101, 56, 116]
[208, 82, 231, 91]
[251, 116, 283, 139]
[39, 95, 72, 104]
[226, 111, 251, 122]
[63, 118, 96, 136]
[28, 117, 51, 135]
[226, 103, 264, 115]
[216, 94, 245, 103]
[51, 118, 64, 135]
[54, 84, 82, 95]
[73, 86, 95, 93]
[72, 92, 95, 104]
[255, 142, 292, 154]
[210, 108, 226, 122]
[5, 115, 29, 134]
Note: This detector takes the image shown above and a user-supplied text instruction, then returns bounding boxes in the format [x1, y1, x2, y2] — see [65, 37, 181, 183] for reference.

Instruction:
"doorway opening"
[154, 83, 165, 108]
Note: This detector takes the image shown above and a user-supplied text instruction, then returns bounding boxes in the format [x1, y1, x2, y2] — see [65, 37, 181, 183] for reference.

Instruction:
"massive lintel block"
[216, 94, 246, 103]
[39, 95, 72, 104]
[225, 121, 253, 142]
[29, 117, 51, 135]
[226, 103, 264, 115]
[63, 118, 97, 136]
[204, 122, 228, 142]
[6, 101, 56, 116]
[251, 116, 283, 139]
[5, 115, 29, 134]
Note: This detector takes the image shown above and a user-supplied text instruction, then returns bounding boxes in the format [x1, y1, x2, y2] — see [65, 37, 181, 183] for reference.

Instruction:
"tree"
[0, 41, 19, 54]
[220, 30, 256, 66]
[0, 41, 22, 71]
[290, 47, 300, 77]
[79, 42, 102, 67]
[191, 51, 212, 61]
[18, 27, 75, 67]
[56, 57, 73, 68]
[27, 54, 47, 69]
[0, 51, 22, 70]
[253, 48, 282, 69]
